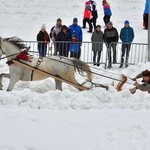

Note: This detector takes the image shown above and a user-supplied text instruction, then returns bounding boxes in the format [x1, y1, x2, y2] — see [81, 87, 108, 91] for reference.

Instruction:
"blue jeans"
[38, 43, 47, 57]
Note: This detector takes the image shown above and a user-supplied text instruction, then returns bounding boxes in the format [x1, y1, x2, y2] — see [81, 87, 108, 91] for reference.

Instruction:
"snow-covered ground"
[0, 0, 149, 150]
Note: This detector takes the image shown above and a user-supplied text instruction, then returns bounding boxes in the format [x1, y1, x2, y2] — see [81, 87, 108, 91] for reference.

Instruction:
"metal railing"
[22, 41, 148, 69]
[109, 42, 148, 65]
[50, 41, 108, 68]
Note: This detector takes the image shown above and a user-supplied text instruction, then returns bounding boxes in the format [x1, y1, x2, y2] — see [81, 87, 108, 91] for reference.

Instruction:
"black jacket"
[56, 30, 71, 56]
[103, 27, 119, 44]
[37, 30, 50, 49]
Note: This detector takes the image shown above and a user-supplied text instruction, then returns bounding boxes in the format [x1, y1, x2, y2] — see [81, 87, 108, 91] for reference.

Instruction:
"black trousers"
[83, 18, 93, 31]
[107, 43, 117, 64]
[103, 15, 111, 25]
[93, 51, 101, 65]
[90, 17, 97, 30]
[143, 13, 148, 28]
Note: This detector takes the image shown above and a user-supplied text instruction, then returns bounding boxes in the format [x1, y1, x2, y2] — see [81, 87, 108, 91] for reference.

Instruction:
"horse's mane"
[4, 37, 27, 50]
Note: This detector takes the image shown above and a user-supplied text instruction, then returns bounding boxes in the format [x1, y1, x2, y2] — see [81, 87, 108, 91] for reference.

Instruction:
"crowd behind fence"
[23, 41, 148, 69]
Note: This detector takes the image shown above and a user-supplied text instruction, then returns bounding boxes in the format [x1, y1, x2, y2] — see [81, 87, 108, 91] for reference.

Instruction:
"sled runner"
[112, 74, 127, 92]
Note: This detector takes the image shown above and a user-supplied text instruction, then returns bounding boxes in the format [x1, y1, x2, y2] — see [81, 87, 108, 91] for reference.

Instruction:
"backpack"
[49, 26, 55, 38]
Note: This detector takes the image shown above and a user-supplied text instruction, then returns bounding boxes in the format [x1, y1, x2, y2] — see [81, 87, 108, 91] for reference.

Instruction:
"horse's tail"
[70, 58, 92, 81]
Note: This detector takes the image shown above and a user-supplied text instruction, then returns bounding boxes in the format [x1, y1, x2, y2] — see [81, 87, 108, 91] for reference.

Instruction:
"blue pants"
[38, 44, 47, 57]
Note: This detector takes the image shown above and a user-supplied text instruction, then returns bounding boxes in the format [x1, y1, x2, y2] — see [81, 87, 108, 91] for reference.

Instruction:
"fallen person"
[130, 70, 150, 94]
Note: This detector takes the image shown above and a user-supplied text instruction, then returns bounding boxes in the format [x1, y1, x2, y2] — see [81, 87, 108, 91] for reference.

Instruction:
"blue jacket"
[120, 26, 134, 43]
[144, 0, 149, 14]
[69, 24, 83, 52]
[103, 3, 112, 16]
[69, 24, 83, 42]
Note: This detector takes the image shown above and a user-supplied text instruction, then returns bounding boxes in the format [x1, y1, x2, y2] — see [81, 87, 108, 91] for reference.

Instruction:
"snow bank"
[0, 62, 150, 110]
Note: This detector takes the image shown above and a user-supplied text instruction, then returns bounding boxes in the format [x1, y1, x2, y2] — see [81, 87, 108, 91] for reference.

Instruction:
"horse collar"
[35, 57, 43, 69]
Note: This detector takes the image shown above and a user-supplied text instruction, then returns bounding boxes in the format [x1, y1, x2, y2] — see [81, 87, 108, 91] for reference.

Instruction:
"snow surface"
[0, 0, 149, 150]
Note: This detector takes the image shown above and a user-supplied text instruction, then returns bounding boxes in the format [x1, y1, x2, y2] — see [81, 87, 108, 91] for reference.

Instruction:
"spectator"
[86, 0, 98, 33]
[69, 18, 83, 59]
[143, 0, 149, 30]
[130, 70, 150, 94]
[82, 4, 93, 32]
[102, 0, 112, 26]
[50, 18, 62, 55]
[103, 22, 119, 68]
[37, 24, 50, 57]
[56, 25, 71, 57]
[119, 20, 134, 68]
[91, 25, 103, 66]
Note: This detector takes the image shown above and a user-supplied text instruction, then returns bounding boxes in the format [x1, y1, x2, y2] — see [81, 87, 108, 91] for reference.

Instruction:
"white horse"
[0, 37, 92, 91]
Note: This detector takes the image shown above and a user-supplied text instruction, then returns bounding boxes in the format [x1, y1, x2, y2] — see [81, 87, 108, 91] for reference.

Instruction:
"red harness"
[6, 47, 32, 66]
[16, 50, 32, 61]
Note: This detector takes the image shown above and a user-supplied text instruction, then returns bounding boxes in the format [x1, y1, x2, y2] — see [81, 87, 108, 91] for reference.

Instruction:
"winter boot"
[125, 57, 129, 68]
[107, 63, 112, 68]
[119, 64, 123, 68]
[119, 57, 124, 68]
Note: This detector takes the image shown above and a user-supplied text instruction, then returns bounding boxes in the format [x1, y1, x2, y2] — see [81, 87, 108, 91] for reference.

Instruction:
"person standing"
[91, 25, 103, 66]
[50, 18, 62, 55]
[87, 0, 98, 33]
[82, 4, 92, 32]
[103, 22, 119, 68]
[56, 25, 71, 57]
[102, 0, 112, 26]
[143, 0, 149, 30]
[119, 20, 134, 68]
[69, 18, 83, 59]
[37, 24, 50, 57]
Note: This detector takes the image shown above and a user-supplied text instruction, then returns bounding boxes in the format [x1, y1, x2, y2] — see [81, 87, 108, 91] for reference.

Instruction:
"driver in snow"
[130, 70, 150, 94]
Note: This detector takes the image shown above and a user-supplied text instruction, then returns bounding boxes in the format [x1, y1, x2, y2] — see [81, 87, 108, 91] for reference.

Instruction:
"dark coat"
[37, 30, 50, 49]
[120, 26, 134, 43]
[103, 27, 119, 44]
[56, 29, 71, 56]
[91, 30, 103, 51]
[90, 0, 98, 18]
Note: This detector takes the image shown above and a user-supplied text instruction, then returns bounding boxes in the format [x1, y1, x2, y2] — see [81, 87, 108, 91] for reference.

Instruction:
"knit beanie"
[124, 20, 129, 24]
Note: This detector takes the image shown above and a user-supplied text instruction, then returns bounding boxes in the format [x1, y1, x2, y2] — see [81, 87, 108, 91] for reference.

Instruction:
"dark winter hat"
[57, 18, 62, 22]
[124, 20, 129, 24]
[142, 70, 150, 77]
[73, 18, 78, 23]
[62, 25, 68, 30]
[96, 25, 101, 28]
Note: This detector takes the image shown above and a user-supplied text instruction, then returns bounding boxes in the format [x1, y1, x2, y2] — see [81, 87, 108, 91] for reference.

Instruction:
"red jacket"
[83, 9, 91, 19]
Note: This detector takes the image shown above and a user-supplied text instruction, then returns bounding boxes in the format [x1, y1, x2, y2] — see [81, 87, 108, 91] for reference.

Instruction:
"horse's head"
[0, 37, 27, 60]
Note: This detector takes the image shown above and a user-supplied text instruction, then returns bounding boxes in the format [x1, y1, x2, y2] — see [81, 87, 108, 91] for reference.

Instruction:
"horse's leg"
[55, 79, 62, 91]
[7, 74, 22, 92]
[0, 73, 10, 90]
[64, 71, 83, 91]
